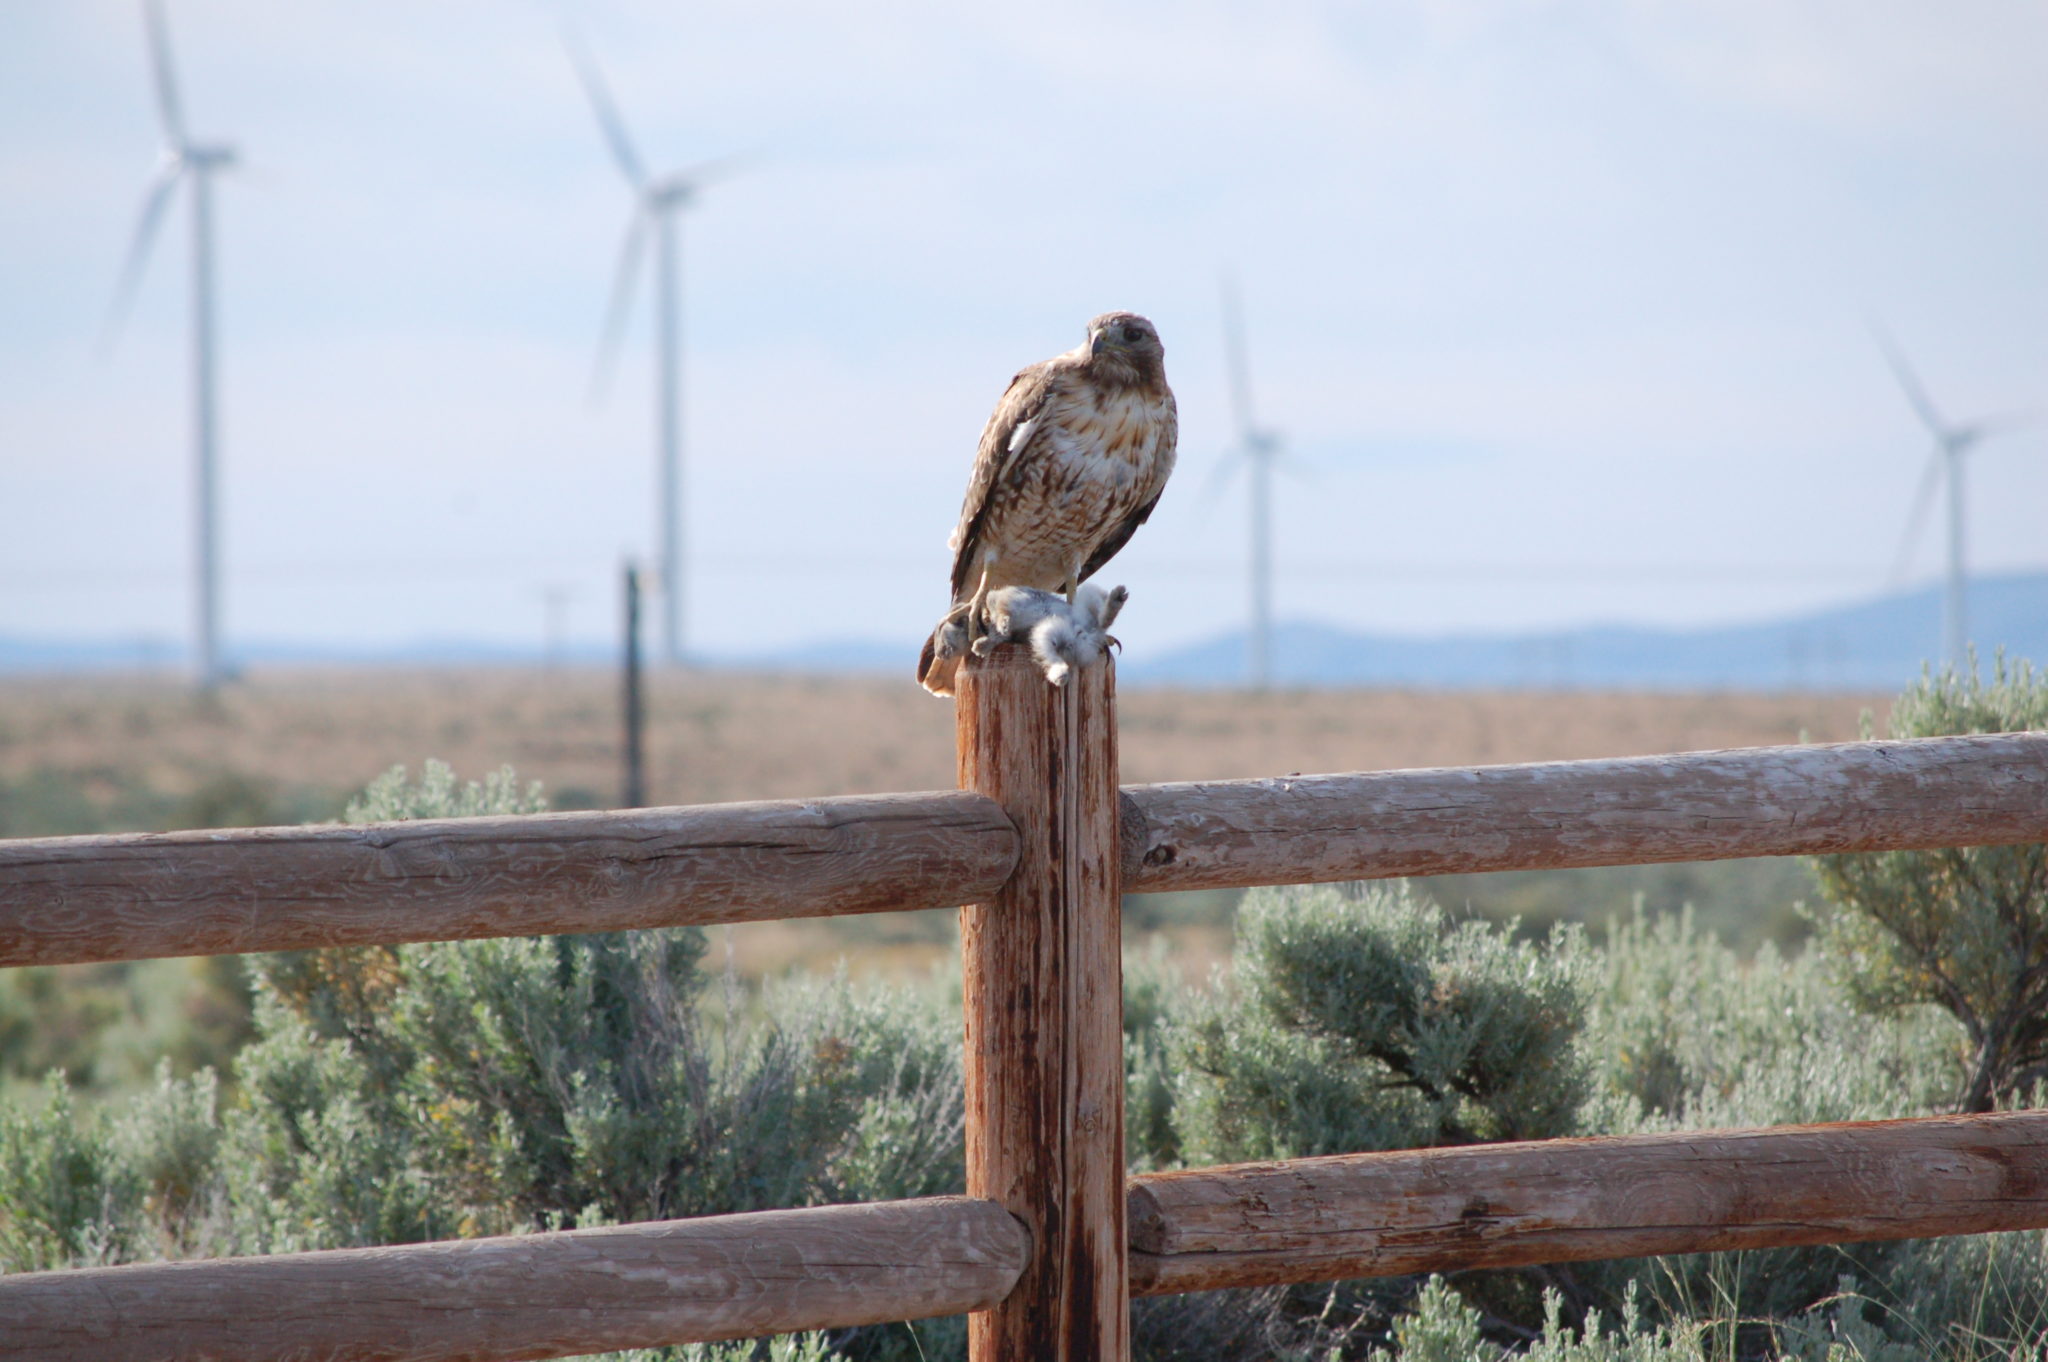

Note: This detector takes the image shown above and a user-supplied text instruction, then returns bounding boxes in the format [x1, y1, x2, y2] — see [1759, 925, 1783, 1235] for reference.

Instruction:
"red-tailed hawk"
[917, 311, 1178, 696]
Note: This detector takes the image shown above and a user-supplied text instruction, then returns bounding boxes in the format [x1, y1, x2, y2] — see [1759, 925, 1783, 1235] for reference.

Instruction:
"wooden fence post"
[957, 643, 1128, 1360]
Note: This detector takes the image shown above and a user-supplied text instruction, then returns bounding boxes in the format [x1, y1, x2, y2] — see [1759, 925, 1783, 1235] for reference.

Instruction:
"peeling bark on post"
[957, 644, 1128, 1360]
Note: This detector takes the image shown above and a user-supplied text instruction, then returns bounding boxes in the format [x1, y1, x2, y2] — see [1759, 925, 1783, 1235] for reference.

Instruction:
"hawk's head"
[1085, 312, 1166, 384]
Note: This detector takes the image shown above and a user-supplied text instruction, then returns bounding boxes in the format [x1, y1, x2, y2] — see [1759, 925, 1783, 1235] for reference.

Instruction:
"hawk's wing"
[1077, 491, 1162, 585]
[946, 358, 1067, 602]
[1077, 394, 1177, 584]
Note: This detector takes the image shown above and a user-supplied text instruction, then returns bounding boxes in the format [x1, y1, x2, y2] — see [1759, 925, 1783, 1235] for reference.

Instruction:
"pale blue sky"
[2, 0, 2043, 661]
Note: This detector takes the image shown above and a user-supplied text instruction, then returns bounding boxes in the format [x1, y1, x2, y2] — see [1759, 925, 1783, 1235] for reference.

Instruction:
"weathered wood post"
[957, 643, 1128, 1360]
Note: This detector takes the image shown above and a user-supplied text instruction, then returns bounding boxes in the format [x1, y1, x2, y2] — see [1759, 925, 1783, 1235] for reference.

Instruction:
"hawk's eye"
[1123, 327, 1146, 343]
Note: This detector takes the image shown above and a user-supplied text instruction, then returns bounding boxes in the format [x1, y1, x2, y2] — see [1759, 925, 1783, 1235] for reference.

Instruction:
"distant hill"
[1128, 572, 2048, 690]
[6, 572, 2044, 691]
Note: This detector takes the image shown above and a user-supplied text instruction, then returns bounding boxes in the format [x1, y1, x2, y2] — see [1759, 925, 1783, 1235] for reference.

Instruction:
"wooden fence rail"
[1121, 729, 2048, 892]
[5, 730, 2046, 970]
[9, 1114, 2046, 1362]
[1127, 1111, 2048, 1296]
[0, 790, 1017, 968]
[0, 1197, 1029, 1362]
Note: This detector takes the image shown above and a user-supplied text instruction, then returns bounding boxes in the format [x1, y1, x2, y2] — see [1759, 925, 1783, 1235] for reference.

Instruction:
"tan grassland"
[0, 667, 1891, 804]
[0, 668, 1890, 979]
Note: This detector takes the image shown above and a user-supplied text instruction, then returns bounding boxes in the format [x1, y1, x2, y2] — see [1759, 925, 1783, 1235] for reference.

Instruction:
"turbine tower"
[1875, 327, 2030, 668]
[105, 0, 237, 691]
[1218, 275, 1282, 690]
[569, 35, 735, 667]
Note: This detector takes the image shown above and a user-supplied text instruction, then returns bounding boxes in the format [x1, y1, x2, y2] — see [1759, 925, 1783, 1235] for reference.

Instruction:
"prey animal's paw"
[1094, 585, 1129, 633]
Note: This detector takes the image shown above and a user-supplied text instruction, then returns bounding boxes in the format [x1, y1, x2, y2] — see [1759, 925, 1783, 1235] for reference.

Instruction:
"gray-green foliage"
[15, 692, 2048, 1361]
[1588, 907, 1961, 1133]
[343, 759, 546, 822]
[1123, 944, 1183, 1172]
[1137, 883, 1594, 1358]
[1810, 658, 2048, 1112]
[1520, 906, 2045, 1359]
[0, 763, 967, 1362]
[1146, 884, 2048, 1358]
[1392, 1274, 1937, 1362]
[1173, 881, 1593, 1166]
[0, 1073, 139, 1271]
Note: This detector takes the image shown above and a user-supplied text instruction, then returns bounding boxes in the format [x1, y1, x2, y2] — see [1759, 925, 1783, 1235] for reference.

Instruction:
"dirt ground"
[0, 668, 1890, 980]
[0, 666, 1890, 809]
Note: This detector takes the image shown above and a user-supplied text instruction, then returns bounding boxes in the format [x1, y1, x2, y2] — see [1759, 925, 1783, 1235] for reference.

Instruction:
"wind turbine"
[1216, 275, 1283, 690]
[104, 0, 237, 691]
[568, 35, 736, 668]
[1875, 326, 2031, 668]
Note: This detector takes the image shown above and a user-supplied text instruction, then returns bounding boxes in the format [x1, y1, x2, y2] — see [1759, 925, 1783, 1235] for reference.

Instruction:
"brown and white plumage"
[917, 311, 1178, 695]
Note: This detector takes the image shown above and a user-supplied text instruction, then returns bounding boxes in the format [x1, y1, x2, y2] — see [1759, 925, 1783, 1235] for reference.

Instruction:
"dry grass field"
[0, 666, 1890, 808]
[0, 668, 1892, 978]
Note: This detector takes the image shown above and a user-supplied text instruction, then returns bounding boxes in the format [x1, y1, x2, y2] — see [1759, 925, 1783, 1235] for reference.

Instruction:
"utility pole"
[621, 562, 646, 808]
[191, 159, 223, 691]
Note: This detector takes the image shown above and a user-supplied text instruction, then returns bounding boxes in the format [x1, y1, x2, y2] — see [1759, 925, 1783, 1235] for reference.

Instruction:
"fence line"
[0, 789, 1017, 968]
[1121, 729, 2048, 891]
[0, 1197, 1029, 1362]
[1127, 1111, 2048, 1296]
[1, 653, 2045, 1360]
[12, 1112, 2047, 1361]
[6, 731, 2046, 971]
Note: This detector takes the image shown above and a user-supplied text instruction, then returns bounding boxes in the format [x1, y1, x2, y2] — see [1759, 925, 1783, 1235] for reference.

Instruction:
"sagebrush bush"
[1811, 657, 2048, 1112]
[0, 763, 970, 1362]
[1173, 881, 1593, 1166]
[0, 1073, 139, 1271]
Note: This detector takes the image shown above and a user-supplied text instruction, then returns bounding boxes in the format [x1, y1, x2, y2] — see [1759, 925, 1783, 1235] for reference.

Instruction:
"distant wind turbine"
[568, 34, 739, 667]
[104, 0, 237, 691]
[1215, 275, 1283, 690]
[1874, 325, 2033, 668]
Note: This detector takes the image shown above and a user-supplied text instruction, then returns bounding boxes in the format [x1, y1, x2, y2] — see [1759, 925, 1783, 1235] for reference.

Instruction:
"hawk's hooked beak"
[1089, 331, 1106, 357]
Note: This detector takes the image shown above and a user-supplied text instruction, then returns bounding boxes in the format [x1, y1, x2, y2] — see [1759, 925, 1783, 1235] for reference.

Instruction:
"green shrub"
[1173, 881, 1593, 1166]
[0, 762, 970, 1362]
[0, 1073, 138, 1271]
[344, 760, 546, 823]
[1810, 658, 2048, 1112]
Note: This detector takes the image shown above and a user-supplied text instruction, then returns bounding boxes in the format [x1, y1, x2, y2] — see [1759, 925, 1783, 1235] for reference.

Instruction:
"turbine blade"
[564, 32, 646, 188]
[143, 0, 188, 143]
[1868, 319, 1948, 438]
[100, 160, 182, 353]
[1219, 270, 1258, 443]
[1888, 448, 1944, 588]
[590, 209, 647, 400]
[674, 152, 753, 193]
[1960, 408, 2040, 445]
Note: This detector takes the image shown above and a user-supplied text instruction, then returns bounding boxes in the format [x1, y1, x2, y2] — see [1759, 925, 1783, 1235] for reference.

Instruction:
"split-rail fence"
[3, 646, 2047, 1361]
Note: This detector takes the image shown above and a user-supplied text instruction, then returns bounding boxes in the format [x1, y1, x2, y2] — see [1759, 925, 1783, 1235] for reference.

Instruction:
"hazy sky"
[3, 0, 2044, 662]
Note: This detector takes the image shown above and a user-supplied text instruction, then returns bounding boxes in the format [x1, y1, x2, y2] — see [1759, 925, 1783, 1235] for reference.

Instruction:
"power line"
[0, 557, 1939, 594]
